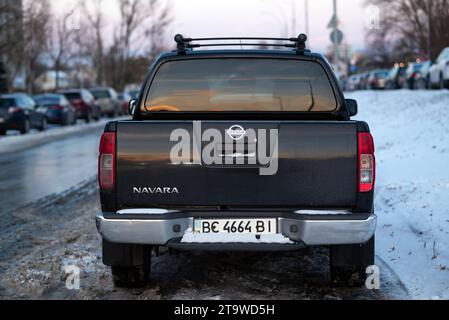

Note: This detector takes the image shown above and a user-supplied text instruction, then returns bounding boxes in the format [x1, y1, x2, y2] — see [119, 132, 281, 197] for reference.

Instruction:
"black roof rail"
[174, 34, 309, 55]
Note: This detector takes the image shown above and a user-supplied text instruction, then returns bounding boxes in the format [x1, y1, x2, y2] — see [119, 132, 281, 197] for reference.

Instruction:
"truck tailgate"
[116, 121, 358, 209]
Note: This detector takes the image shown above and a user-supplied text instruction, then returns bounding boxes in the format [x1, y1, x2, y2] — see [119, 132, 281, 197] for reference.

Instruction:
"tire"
[61, 115, 69, 126]
[111, 263, 151, 288]
[110, 246, 152, 288]
[439, 74, 445, 90]
[20, 119, 30, 135]
[415, 79, 426, 90]
[0, 129, 6, 135]
[109, 109, 118, 118]
[39, 117, 47, 131]
[85, 113, 92, 123]
[330, 236, 375, 287]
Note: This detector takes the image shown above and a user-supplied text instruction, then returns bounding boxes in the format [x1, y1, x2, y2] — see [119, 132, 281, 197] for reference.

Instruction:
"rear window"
[0, 98, 15, 109]
[91, 90, 111, 99]
[63, 92, 81, 101]
[34, 96, 59, 106]
[144, 59, 337, 112]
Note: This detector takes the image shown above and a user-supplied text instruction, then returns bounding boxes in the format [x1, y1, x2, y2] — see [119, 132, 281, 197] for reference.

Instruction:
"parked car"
[126, 89, 140, 100]
[404, 62, 423, 89]
[0, 93, 47, 135]
[367, 69, 389, 90]
[413, 61, 432, 90]
[33, 94, 76, 126]
[89, 87, 121, 117]
[96, 34, 376, 288]
[358, 72, 370, 90]
[118, 92, 133, 115]
[347, 74, 361, 91]
[385, 64, 407, 89]
[429, 47, 449, 89]
[59, 89, 101, 123]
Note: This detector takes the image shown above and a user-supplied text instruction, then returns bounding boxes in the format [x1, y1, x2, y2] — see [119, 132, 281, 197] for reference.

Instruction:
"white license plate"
[194, 218, 277, 235]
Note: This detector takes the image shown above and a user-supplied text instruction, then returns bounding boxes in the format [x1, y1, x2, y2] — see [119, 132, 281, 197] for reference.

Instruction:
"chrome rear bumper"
[96, 211, 376, 246]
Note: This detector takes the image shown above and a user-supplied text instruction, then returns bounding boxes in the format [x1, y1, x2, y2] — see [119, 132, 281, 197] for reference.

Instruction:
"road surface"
[0, 122, 409, 299]
[0, 127, 101, 214]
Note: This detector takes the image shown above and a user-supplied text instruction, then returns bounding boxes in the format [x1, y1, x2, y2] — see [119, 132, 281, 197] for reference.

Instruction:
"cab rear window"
[0, 98, 15, 109]
[144, 58, 337, 113]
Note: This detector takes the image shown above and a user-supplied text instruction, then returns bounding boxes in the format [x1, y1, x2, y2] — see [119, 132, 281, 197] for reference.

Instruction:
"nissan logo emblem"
[227, 125, 247, 141]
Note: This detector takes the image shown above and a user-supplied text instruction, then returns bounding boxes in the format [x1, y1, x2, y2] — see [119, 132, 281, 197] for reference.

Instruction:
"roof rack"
[174, 34, 309, 55]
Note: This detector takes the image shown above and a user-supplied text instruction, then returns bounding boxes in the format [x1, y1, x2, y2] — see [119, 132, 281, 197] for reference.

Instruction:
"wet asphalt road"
[0, 127, 409, 299]
[0, 128, 102, 214]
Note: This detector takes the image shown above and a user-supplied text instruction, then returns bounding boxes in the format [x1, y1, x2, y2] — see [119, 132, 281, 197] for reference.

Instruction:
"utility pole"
[332, 0, 339, 73]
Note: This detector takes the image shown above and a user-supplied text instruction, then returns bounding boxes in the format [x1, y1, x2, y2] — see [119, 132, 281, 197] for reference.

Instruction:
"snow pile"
[347, 90, 449, 299]
[0, 116, 129, 155]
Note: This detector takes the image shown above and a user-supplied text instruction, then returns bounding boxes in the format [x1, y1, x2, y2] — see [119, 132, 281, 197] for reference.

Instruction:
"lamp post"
[332, 0, 339, 73]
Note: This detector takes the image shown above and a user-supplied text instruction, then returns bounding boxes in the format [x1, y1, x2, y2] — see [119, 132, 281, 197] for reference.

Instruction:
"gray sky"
[170, 0, 368, 52]
[54, 0, 368, 53]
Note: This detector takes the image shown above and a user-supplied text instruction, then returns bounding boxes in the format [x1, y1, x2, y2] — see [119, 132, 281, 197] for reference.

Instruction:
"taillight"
[358, 132, 375, 192]
[99, 132, 116, 192]
[8, 106, 21, 113]
[49, 105, 64, 110]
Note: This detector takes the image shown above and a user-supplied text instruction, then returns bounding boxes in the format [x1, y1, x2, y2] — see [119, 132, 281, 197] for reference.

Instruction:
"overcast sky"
[53, 0, 369, 54]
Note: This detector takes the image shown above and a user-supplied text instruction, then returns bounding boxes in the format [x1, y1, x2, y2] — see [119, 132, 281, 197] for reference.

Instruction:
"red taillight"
[8, 106, 21, 113]
[358, 132, 375, 192]
[99, 132, 116, 192]
[48, 105, 64, 110]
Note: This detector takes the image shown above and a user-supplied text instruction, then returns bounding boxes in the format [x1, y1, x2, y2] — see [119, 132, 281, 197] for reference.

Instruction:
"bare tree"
[47, 15, 77, 90]
[0, 0, 25, 92]
[22, 0, 51, 93]
[366, 0, 449, 64]
[106, 0, 172, 90]
[80, 0, 106, 86]
[143, 0, 173, 59]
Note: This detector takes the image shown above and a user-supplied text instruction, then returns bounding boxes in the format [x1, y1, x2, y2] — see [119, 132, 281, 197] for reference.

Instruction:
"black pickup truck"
[96, 35, 376, 287]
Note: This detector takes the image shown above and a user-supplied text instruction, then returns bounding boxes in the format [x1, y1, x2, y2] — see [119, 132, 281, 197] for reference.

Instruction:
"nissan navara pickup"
[96, 34, 376, 287]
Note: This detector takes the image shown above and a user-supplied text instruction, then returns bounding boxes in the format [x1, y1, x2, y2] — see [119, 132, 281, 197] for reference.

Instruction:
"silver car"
[89, 87, 121, 118]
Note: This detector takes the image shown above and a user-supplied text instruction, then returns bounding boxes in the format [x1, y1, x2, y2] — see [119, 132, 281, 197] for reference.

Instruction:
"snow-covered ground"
[0, 117, 129, 155]
[347, 90, 449, 299]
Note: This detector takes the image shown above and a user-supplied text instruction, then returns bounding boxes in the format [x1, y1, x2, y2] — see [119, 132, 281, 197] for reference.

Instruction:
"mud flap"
[102, 239, 151, 267]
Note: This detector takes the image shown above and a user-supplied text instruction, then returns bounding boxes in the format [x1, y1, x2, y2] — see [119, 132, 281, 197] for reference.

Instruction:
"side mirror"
[345, 99, 358, 117]
[128, 99, 137, 116]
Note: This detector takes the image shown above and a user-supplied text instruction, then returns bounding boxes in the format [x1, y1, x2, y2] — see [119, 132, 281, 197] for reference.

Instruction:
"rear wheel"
[439, 74, 445, 89]
[85, 112, 92, 123]
[111, 263, 151, 288]
[0, 129, 6, 135]
[39, 117, 47, 131]
[20, 119, 30, 135]
[104, 241, 152, 288]
[330, 236, 375, 287]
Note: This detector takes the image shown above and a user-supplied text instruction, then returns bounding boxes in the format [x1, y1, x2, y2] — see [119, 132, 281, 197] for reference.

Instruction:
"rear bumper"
[96, 210, 376, 247]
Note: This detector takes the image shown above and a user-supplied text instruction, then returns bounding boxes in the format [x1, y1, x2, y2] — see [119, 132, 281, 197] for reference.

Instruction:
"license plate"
[194, 218, 277, 235]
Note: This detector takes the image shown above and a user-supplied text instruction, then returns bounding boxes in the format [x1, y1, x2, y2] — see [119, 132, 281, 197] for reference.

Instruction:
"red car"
[59, 89, 101, 123]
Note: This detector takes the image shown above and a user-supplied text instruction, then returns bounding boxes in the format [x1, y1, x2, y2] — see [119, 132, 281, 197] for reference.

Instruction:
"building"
[35, 71, 72, 92]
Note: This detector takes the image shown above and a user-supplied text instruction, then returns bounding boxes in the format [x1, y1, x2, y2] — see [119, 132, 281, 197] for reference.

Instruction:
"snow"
[347, 89, 449, 299]
[0, 117, 129, 155]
